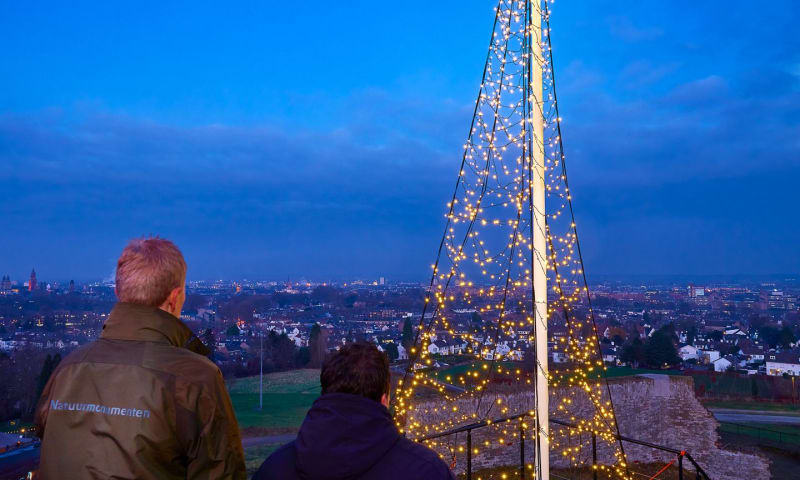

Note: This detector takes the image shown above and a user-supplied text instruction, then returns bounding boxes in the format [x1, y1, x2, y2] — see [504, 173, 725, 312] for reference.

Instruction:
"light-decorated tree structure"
[392, 1, 630, 478]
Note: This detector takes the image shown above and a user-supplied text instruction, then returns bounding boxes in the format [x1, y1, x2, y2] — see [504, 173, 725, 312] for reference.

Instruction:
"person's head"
[321, 342, 391, 407]
[115, 237, 187, 318]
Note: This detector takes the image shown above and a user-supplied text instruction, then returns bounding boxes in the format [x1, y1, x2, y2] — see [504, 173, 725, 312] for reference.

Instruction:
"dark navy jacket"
[253, 393, 455, 480]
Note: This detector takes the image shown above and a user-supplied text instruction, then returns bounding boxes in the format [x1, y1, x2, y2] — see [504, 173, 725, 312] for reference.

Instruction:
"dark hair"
[320, 342, 390, 402]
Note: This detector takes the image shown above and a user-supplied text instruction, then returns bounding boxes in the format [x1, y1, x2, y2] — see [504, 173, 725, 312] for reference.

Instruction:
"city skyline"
[1, 267, 798, 287]
[2, 0, 799, 280]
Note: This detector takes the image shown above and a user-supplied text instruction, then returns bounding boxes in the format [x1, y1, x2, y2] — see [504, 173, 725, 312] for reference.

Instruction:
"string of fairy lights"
[391, 1, 631, 478]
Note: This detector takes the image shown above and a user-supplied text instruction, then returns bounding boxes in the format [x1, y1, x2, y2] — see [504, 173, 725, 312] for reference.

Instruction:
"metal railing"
[718, 420, 800, 445]
[418, 412, 712, 480]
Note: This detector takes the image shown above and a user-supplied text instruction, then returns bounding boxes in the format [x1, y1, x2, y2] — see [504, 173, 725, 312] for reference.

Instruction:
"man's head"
[321, 342, 391, 407]
[115, 237, 187, 318]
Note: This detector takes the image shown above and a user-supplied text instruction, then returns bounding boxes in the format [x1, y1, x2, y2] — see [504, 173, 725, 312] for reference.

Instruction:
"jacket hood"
[295, 393, 400, 480]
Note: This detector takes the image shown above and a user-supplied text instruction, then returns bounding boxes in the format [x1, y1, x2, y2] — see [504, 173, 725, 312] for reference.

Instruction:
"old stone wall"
[412, 375, 770, 479]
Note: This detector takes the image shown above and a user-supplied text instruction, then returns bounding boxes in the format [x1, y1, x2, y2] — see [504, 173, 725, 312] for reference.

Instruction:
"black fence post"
[467, 429, 472, 480]
[592, 431, 598, 480]
[678, 452, 684, 480]
[532, 423, 536, 479]
[519, 420, 525, 479]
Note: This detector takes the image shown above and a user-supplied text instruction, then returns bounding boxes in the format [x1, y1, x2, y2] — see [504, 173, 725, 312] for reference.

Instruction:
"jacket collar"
[101, 302, 193, 348]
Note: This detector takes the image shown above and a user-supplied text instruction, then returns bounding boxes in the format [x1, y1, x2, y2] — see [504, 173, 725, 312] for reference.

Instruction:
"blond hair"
[115, 237, 187, 307]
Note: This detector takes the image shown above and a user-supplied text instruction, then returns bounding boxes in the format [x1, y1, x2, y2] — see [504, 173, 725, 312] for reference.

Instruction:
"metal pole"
[592, 431, 598, 480]
[520, 421, 525, 478]
[678, 453, 684, 480]
[530, 3, 549, 479]
[467, 430, 472, 480]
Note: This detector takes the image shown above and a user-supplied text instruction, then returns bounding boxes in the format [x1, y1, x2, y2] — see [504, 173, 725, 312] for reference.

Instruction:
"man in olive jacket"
[35, 237, 246, 479]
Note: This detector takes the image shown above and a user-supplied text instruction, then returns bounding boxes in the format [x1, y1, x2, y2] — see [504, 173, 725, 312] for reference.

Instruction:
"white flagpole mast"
[530, 1, 549, 478]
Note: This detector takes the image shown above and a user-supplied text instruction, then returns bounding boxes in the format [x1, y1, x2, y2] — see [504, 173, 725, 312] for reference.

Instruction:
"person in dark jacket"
[35, 237, 246, 479]
[253, 342, 455, 480]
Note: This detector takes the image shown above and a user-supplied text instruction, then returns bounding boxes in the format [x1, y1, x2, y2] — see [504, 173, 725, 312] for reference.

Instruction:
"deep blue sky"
[1, 1, 798, 282]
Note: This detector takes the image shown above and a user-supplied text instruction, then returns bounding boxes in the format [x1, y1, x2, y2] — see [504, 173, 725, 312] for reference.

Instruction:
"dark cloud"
[559, 66, 800, 187]
[0, 98, 460, 281]
[1, 0, 799, 280]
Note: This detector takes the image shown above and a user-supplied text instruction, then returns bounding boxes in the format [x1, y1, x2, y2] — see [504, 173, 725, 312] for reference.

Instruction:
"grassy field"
[228, 370, 321, 474]
[228, 369, 320, 434]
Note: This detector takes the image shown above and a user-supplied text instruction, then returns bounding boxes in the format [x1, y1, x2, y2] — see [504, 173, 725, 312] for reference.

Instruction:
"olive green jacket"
[34, 302, 246, 480]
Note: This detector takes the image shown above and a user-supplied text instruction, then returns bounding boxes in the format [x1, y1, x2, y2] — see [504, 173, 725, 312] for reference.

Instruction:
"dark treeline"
[0, 349, 62, 422]
[193, 286, 426, 325]
[220, 319, 338, 378]
[620, 323, 681, 369]
[219, 330, 309, 379]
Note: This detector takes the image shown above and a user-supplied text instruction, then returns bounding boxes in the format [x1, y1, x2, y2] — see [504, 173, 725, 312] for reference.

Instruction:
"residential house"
[766, 350, 800, 376]
[428, 340, 450, 355]
[698, 349, 721, 365]
[397, 343, 408, 360]
[481, 343, 511, 360]
[600, 344, 619, 364]
[678, 344, 699, 361]
[713, 356, 733, 372]
[549, 342, 568, 364]
[737, 340, 765, 363]
[449, 338, 468, 354]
